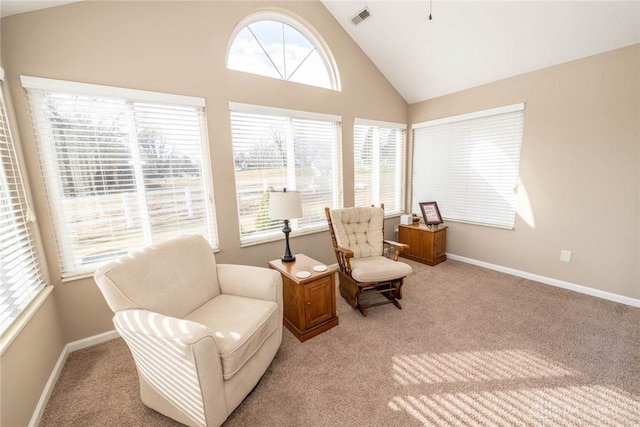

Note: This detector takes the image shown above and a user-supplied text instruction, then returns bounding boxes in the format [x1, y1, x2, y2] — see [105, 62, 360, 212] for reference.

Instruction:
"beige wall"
[409, 44, 640, 299]
[0, 2, 406, 423]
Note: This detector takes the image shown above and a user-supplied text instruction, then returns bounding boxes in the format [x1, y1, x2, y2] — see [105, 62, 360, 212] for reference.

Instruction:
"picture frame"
[419, 201, 443, 225]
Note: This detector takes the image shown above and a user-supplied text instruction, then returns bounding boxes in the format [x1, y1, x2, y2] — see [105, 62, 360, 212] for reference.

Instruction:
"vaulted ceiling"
[322, 1, 640, 103]
[0, 0, 80, 18]
[2, 1, 639, 105]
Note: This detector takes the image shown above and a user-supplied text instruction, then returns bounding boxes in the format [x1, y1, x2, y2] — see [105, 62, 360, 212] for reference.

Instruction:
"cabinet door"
[304, 276, 334, 328]
[411, 229, 424, 258]
[401, 226, 422, 257]
[418, 228, 434, 260]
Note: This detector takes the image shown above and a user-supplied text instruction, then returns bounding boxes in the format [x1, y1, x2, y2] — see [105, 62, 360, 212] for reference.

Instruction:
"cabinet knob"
[306, 301, 311, 306]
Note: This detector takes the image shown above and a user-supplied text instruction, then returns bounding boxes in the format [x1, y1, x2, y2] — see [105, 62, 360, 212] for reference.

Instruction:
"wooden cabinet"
[268, 254, 338, 342]
[398, 224, 447, 266]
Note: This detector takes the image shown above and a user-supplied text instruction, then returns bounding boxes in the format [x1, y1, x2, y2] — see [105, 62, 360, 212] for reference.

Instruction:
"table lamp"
[269, 188, 303, 262]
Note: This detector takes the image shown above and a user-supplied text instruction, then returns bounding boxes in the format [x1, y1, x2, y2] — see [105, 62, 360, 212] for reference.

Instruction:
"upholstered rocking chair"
[325, 206, 413, 316]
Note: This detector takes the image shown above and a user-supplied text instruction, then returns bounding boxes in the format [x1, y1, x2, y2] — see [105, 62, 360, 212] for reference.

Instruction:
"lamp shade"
[269, 191, 302, 220]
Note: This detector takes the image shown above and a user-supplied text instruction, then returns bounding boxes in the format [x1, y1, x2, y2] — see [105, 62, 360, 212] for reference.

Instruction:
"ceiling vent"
[350, 7, 371, 26]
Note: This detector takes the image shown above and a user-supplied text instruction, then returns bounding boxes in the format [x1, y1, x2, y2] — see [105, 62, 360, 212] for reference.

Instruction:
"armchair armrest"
[334, 246, 354, 273]
[335, 246, 355, 258]
[113, 309, 226, 426]
[384, 240, 409, 261]
[217, 264, 282, 304]
[114, 309, 215, 346]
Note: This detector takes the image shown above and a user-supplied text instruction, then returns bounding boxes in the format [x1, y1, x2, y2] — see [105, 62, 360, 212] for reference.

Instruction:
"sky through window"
[228, 18, 335, 90]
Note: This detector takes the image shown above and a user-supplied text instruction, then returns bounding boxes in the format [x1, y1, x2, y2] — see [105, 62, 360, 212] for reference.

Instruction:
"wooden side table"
[398, 223, 447, 265]
[268, 254, 338, 342]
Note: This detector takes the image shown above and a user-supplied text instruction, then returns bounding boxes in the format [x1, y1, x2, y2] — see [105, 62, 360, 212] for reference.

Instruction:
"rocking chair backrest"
[327, 207, 385, 259]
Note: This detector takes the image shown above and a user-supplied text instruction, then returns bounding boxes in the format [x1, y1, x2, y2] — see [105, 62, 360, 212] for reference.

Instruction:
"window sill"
[240, 225, 329, 248]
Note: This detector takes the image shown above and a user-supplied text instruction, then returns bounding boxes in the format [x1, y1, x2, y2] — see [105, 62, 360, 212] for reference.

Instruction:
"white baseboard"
[447, 253, 640, 308]
[29, 329, 119, 427]
[65, 329, 119, 352]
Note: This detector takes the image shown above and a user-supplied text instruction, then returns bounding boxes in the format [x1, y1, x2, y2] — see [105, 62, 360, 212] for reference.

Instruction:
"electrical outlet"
[560, 250, 572, 263]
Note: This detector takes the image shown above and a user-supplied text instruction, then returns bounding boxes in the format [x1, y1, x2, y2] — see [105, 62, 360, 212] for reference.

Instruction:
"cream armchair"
[94, 235, 283, 427]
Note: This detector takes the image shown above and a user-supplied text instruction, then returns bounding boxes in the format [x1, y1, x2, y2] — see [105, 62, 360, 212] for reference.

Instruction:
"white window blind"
[22, 76, 218, 278]
[411, 103, 525, 229]
[354, 119, 406, 214]
[229, 103, 342, 245]
[0, 78, 46, 336]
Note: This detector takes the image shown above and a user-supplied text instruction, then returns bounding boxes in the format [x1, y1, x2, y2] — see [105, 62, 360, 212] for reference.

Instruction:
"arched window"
[227, 12, 340, 90]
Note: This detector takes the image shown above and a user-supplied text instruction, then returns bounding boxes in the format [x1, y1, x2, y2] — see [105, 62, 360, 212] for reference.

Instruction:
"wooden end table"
[398, 223, 447, 265]
[268, 254, 338, 342]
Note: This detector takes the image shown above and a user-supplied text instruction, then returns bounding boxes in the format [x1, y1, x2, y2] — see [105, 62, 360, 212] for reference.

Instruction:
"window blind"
[354, 119, 406, 214]
[229, 103, 342, 245]
[0, 78, 46, 336]
[22, 77, 218, 278]
[411, 104, 525, 229]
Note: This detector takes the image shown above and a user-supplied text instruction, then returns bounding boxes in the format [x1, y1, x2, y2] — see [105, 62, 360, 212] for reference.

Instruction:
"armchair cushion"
[329, 207, 384, 258]
[351, 256, 414, 282]
[185, 294, 280, 380]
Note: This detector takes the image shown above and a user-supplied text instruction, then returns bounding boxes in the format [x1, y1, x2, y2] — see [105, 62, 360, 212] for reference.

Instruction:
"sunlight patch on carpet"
[389, 385, 640, 425]
[392, 349, 574, 385]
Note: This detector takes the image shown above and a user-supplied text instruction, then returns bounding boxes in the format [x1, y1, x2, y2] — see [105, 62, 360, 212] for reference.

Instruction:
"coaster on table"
[313, 265, 328, 272]
[295, 270, 311, 279]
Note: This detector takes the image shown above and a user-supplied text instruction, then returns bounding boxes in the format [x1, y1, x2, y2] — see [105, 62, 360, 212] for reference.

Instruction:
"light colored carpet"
[40, 259, 640, 426]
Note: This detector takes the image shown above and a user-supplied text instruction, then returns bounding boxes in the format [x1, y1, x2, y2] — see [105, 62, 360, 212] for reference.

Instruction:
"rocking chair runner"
[325, 206, 413, 316]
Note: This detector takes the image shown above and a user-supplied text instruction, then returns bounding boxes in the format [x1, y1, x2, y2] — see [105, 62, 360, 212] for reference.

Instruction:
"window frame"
[353, 118, 407, 216]
[0, 68, 48, 341]
[226, 11, 341, 91]
[229, 102, 343, 246]
[21, 76, 219, 279]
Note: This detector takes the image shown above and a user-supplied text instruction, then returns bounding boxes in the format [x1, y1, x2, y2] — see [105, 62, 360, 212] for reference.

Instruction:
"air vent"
[350, 7, 371, 26]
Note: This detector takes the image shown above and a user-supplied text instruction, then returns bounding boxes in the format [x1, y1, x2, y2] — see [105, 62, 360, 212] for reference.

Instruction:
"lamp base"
[281, 219, 295, 262]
